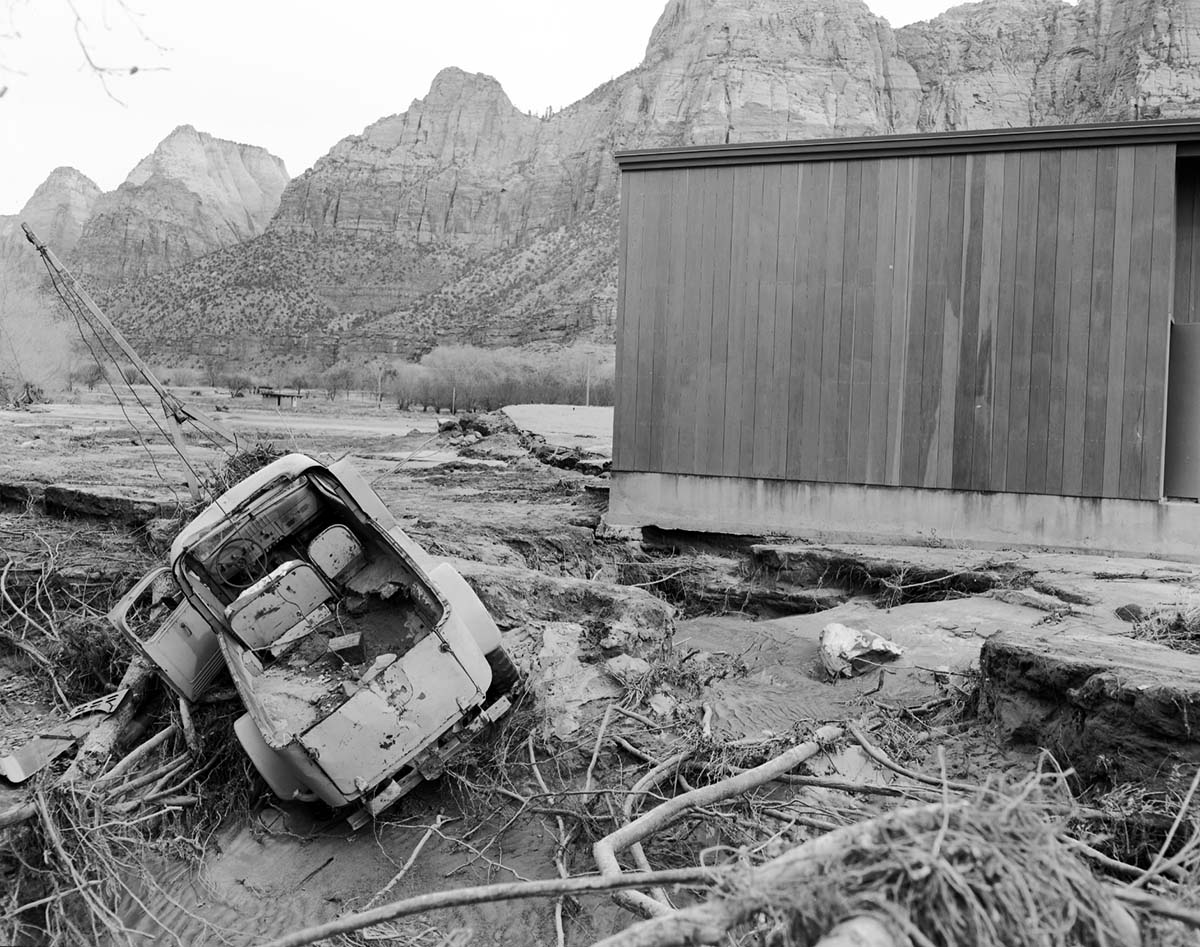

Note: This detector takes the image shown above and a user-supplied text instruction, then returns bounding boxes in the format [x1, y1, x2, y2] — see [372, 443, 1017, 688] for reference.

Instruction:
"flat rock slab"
[980, 627, 1200, 785]
[753, 543, 1200, 636]
[42, 483, 177, 524]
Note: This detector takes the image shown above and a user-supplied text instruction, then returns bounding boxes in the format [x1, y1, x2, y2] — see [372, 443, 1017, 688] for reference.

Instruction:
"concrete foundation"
[609, 472, 1200, 561]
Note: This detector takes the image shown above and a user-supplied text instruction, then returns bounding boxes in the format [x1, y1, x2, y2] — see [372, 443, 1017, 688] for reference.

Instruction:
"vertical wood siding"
[612, 144, 1177, 501]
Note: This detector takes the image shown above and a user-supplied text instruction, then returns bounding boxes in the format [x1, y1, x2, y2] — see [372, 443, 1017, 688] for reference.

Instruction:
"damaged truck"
[110, 453, 520, 827]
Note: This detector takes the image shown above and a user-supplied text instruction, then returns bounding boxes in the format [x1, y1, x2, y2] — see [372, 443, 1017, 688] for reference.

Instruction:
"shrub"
[383, 345, 615, 412]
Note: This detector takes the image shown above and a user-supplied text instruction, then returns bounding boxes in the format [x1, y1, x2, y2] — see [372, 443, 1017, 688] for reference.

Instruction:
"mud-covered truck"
[110, 453, 519, 826]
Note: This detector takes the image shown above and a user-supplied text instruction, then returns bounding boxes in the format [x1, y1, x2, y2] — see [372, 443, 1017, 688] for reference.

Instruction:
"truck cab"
[111, 454, 518, 824]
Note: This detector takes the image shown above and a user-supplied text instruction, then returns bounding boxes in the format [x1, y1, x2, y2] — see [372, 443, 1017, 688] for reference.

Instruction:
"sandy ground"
[502, 404, 613, 454]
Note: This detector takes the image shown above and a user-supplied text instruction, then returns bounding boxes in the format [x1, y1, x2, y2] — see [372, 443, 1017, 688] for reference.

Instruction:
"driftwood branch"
[257, 868, 726, 947]
[590, 804, 956, 947]
[593, 724, 843, 920]
[61, 656, 157, 784]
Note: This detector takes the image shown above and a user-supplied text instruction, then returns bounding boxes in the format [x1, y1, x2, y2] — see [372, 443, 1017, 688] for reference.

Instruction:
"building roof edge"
[614, 119, 1200, 170]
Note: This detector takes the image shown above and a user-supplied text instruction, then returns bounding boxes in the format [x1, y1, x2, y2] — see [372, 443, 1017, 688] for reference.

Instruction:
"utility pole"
[23, 225, 239, 499]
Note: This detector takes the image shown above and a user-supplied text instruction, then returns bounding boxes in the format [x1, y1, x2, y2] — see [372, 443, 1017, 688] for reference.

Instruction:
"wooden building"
[608, 120, 1200, 558]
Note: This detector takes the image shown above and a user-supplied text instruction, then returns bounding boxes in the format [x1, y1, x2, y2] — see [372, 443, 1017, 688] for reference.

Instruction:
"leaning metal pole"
[22, 223, 238, 499]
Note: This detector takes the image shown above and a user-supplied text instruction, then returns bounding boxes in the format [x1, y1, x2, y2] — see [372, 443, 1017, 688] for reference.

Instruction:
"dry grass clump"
[614, 647, 747, 710]
[1129, 605, 1200, 654]
[739, 780, 1134, 947]
[202, 441, 286, 497]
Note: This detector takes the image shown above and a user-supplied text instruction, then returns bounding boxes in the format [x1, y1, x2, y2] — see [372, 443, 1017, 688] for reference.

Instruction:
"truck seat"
[308, 524, 365, 582]
[225, 561, 332, 651]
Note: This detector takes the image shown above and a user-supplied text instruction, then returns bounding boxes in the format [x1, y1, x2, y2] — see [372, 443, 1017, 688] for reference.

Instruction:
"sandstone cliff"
[73, 125, 289, 281]
[0, 167, 101, 290]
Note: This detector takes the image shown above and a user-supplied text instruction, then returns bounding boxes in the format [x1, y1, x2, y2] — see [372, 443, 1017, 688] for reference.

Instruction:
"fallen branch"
[1131, 766, 1200, 890]
[1114, 886, 1200, 929]
[178, 697, 199, 755]
[34, 791, 129, 941]
[530, 735, 571, 947]
[61, 656, 157, 784]
[364, 815, 448, 911]
[0, 800, 37, 828]
[94, 723, 178, 785]
[257, 868, 726, 947]
[593, 725, 842, 920]
[847, 722, 978, 795]
[103, 752, 189, 801]
[591, 793, 1148, 947]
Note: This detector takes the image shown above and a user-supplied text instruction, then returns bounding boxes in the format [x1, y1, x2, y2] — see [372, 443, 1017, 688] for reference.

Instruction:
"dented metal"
[110, 453, 519, 822]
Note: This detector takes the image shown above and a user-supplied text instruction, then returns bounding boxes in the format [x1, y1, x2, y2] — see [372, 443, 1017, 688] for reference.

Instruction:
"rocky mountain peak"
[646, 0, 892, 62]
[122, 124, 288, 215]
[69, 125, 290, 281]
[16, 167, 101, 253]
[276, 68, 541, 241]
[625, 0, 921, 147]
[344, 66, 537, 161]
[423, 67, 518, 111]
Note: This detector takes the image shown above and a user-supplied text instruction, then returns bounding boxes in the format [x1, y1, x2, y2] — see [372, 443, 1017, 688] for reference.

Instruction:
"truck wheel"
[485, 647, 521, 703]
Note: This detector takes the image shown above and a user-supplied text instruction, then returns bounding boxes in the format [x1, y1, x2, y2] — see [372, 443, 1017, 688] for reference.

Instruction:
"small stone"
[1114, 603, 1147, 623]
[605, 654, 652, 679]
[648, 692, 677, 717]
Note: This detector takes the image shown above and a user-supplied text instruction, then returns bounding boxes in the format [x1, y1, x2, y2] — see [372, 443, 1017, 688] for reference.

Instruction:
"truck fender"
[234, 714, 317, 803]
[427, 562, 502, 655]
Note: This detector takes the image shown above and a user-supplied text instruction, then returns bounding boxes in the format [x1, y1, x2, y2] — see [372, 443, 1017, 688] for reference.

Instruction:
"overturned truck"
[111, 454, 519, 826]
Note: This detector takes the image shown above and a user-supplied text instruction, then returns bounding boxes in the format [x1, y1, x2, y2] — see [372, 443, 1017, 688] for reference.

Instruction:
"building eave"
[614, 118, 1200, 171]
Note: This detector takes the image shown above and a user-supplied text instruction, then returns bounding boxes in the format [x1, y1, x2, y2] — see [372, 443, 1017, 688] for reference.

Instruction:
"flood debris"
[818, 622, 904, 680]
[0, 690, 127, 782]
[246, 707, 1200, 947]
[7, 416, 1200, 944]
[0, 379, 47, 409]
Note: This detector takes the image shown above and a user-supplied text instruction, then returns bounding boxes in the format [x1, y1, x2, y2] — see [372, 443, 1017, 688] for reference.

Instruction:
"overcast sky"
[1, 0, 969, 215]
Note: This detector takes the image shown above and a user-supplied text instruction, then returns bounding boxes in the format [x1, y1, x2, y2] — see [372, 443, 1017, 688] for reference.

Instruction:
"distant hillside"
[103, 228, 469, 363]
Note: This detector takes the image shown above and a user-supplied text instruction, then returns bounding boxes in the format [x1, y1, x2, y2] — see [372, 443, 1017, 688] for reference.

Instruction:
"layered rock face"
[1, 128, 288, 386]
[277, 70, 542, 246]
[895, 0, 1200, 127]
[73, 125, 289, 281]
[275, 1, 927, 251]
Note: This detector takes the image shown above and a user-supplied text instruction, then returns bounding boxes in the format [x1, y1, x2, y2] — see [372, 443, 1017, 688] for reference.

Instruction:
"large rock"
[980, 627, 1200, 785]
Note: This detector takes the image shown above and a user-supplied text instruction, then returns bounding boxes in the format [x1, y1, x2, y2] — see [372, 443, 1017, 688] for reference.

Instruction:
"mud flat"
[5, 397, 1200, 945]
